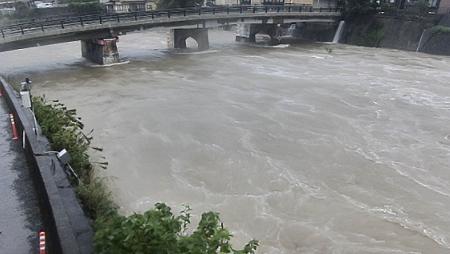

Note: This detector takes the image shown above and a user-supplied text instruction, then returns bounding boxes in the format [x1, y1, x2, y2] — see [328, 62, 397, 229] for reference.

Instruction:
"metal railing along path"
[0, 5, 340, 39]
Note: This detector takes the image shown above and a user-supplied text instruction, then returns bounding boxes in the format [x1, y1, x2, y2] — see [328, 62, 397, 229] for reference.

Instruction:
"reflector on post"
[39, 230, 46, 254]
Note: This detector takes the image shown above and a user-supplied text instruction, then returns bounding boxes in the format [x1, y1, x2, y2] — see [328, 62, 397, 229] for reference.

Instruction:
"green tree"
[415, 0, 429, 15]
[65, 0, 103, 14]
[156, 0, 204, 9]
[338, 0, 377, 20]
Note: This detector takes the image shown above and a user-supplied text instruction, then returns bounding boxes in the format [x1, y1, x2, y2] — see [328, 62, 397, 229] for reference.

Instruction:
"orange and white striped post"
[9, 113, 19, 140]
[39, 231, 46, 254]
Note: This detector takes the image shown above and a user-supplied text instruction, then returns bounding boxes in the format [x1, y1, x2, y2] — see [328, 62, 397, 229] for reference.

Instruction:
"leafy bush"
[364, 20, 384, 47]
[95, 203, 258, 254]
[431, 25, 450, 34]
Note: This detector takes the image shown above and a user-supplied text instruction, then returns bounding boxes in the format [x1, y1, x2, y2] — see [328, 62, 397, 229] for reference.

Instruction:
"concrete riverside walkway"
[0, 95, 42, 253]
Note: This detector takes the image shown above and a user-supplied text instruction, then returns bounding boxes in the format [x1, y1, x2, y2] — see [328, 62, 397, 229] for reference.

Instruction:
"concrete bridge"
[0, 5, 340, 64]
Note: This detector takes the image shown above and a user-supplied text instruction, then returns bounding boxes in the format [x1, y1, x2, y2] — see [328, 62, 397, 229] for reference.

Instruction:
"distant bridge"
[0, 5, 341, 64]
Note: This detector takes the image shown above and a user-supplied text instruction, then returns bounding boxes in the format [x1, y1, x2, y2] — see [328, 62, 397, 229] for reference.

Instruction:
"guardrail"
[0, 5, 340, 39]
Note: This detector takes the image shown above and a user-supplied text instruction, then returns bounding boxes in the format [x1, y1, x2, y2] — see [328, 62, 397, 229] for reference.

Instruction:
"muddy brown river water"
[2, 29, 450, 253]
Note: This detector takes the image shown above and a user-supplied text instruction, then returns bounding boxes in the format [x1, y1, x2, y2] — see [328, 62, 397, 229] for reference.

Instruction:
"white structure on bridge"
[103, 0, 157, 14]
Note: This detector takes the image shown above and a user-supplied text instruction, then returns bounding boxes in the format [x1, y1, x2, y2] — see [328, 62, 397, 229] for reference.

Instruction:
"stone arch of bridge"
[171, 28, 209, 50]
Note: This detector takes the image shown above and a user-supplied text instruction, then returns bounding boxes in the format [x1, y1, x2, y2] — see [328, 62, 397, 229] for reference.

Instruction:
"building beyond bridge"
[104, 0, 157, 13]
[103, 0, 324, 14]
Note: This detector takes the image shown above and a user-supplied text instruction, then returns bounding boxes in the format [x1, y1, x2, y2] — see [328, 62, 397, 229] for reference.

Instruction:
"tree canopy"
[338, 0, 377, 19]
[156, 0, 204, 9]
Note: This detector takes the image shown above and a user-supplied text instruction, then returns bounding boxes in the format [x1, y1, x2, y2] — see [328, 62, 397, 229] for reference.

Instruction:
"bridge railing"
[0, 5, 340, 39]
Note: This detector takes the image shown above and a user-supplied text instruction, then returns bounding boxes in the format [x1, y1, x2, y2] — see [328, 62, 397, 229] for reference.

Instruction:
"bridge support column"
[236, 24, 281, 45]
[170, 28, 209, 50]
[81, 38, 120, 65]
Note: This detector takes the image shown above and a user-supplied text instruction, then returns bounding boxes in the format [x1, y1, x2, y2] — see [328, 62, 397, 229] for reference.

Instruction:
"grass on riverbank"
[32, 95, 259, 253]
[431, 25, 450, 34]
[32, 96, 117, 219]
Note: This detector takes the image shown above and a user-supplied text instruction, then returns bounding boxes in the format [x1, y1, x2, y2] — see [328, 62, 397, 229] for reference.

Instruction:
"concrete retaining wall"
[0, 77, 93, 254]
[342, 15, 438, 51]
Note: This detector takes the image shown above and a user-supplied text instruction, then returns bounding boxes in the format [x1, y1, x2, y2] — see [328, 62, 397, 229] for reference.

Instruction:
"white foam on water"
[272, 44, 290, 48]
[89, 60, 130, 68]
[5, 31, 450, 253]
[341, 194, 450, 249]
[175, 49, 220, 55]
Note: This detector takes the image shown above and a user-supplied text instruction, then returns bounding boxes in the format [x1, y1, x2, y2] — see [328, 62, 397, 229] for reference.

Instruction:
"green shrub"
[364, 21, 384, 47]
[32, 96, 116, 218]
[431, 25, 450, 34]
[95, 203, 258, 254]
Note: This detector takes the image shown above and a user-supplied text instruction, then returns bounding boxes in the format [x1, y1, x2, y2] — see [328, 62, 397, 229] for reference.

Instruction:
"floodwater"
[2, 29, 450, 254]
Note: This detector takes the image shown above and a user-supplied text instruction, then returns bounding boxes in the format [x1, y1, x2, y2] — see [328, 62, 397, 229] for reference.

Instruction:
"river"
[2, 29, 450, 253]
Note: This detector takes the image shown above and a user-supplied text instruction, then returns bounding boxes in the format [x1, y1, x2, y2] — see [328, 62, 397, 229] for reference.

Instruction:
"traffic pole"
[39, 230, 46, 254]
[9, 113, 19, 140]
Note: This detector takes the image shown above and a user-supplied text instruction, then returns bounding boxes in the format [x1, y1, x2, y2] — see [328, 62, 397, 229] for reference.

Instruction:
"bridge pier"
[236, 24, 281, 45]
[170, 28, 209, 50]
[81, 38, 120, 65]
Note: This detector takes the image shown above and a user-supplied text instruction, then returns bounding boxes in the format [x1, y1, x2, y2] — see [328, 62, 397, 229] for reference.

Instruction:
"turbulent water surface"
[2, 29, 450, 254]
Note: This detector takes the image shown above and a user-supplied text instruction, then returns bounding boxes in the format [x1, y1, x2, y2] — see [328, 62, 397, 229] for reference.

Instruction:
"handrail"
[0, 5, 340, 39]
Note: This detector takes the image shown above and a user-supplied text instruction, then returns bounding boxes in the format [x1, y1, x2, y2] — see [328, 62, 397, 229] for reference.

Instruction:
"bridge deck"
[0, 5, 340, 52]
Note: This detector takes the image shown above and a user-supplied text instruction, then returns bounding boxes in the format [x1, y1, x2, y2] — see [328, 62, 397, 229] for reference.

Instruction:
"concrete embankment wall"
[292, 22, 339, 42]
[341, 14, 450, 55]
[0, 78, 93, 254]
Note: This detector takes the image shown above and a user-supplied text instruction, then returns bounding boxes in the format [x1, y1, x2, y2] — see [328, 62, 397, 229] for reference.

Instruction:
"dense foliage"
[32, 96, 258, 253]
[95, 203, 259, 254]
[156, 0, 204, 9]
[432, 25, 450, 34]
[66, 0, 104, 14]
[337, 0, 377, 20]
[364, 20, 384, 47]
[32, 96, 116, 218]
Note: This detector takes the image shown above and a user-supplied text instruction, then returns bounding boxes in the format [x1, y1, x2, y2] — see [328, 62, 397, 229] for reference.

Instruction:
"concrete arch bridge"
[0, 5, 341, 64]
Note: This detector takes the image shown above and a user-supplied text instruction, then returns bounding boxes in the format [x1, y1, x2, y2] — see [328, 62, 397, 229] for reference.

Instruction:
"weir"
[415, 28, 433, 53]
[417, 30, 425, 52]
[332, 20, 345, 43]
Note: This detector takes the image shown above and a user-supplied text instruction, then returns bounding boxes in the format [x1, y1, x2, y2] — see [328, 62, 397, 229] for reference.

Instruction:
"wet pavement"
[0, 96, 42, 253]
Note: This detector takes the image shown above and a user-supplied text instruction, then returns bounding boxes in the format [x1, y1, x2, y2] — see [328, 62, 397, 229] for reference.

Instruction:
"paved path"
[0, 96, 42, 254]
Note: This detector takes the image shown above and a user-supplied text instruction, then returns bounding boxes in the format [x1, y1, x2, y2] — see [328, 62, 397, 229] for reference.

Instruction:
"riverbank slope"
[341, 13, 450, 55]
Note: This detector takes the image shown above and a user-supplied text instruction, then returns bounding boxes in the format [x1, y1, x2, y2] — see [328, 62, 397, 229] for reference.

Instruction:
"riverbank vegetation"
[32, 95, 258, 253]
[32, 96, 116, 218]
[156, 0, 204, 9]
[431, 25, 450, 34]
[338, 0, 377, 20]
